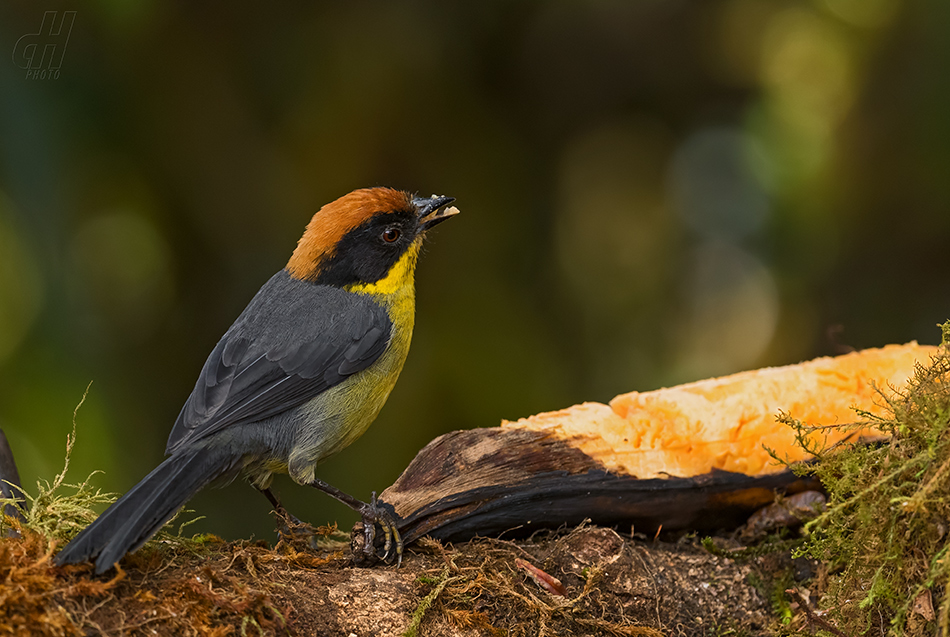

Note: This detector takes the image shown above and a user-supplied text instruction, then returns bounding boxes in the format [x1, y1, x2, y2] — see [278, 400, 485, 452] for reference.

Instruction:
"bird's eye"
[381, 227, 401, 243]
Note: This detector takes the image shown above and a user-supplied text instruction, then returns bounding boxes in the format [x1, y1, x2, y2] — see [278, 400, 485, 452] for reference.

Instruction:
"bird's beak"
[414, 195, 459, 230]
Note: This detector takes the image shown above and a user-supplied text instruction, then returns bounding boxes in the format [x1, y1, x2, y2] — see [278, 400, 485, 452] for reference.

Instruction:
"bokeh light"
[668, 126, 771, 240]
[69, 211, 174, 338]
[672, 241, 780, 380]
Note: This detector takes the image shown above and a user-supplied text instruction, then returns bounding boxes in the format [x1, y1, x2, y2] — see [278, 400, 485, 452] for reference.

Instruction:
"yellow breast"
[283, 243, 421, 484]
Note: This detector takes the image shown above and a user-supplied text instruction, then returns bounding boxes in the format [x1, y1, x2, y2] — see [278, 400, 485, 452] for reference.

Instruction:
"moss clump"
[777, 323, 950, 635]
[405, 532, 665, 637]
[0, 384, 222, 558]
[0, 385, 118, 544]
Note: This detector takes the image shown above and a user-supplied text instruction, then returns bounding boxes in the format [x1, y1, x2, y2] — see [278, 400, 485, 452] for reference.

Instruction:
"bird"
[54, 187, 458, 574]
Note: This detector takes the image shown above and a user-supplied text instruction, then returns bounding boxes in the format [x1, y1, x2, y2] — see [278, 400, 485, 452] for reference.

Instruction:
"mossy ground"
[772, 323, 950, 636]
[0, 512, 782, 636]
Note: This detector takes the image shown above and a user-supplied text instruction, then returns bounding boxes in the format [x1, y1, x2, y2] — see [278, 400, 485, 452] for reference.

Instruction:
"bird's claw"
[358, 491, 403, 566]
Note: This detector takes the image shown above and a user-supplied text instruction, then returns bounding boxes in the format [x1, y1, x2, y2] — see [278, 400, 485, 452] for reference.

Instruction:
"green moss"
[0, 384, 227, 560]
[773, 323, 950, 635]
[0, 384, 117, 543]
[702, 533, 802, 561]
[769, 570, 795, 626]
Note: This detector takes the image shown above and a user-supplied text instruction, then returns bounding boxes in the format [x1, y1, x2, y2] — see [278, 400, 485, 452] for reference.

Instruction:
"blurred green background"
[1, 0, 948, 542]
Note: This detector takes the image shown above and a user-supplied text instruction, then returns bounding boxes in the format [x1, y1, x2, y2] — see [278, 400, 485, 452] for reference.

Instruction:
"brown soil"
[0, 523, 806, 636]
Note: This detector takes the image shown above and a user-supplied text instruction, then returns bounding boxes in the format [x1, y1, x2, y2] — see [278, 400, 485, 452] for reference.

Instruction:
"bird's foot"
[273, 507, 320, 550]
[303, 478, 403, 565]
[351, 492, 403, 567]
[257, 486, 320, 550]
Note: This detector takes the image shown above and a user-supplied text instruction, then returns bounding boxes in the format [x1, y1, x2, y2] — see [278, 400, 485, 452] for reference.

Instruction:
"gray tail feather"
[54, 446, 236, 574]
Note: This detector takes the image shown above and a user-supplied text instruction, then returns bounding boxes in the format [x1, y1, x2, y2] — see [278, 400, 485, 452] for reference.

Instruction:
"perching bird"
[54, 187, 458, 574]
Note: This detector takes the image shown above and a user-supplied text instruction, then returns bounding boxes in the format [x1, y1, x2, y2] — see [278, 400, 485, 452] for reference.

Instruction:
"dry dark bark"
[378, 427, 819, 545]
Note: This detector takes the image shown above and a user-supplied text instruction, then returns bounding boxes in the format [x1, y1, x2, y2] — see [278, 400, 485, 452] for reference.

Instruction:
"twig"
[403, 567, 461, 637]
[786, 588, 848, 637]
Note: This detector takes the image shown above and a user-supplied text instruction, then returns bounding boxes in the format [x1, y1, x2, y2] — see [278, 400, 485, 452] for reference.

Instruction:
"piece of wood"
[506, 342, 937, 478]
[378, 343, 937, 544]
[380, 427, 820, 544]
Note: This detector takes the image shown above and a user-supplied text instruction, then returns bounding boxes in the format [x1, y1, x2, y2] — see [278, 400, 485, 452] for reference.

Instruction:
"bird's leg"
[256, 485, 296, 521]
[254, 486, 315, 545]
[305, 477, 403, 565]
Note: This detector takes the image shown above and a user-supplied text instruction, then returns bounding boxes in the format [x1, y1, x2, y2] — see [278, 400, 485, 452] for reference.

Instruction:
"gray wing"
[166, 271, 392, 454]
